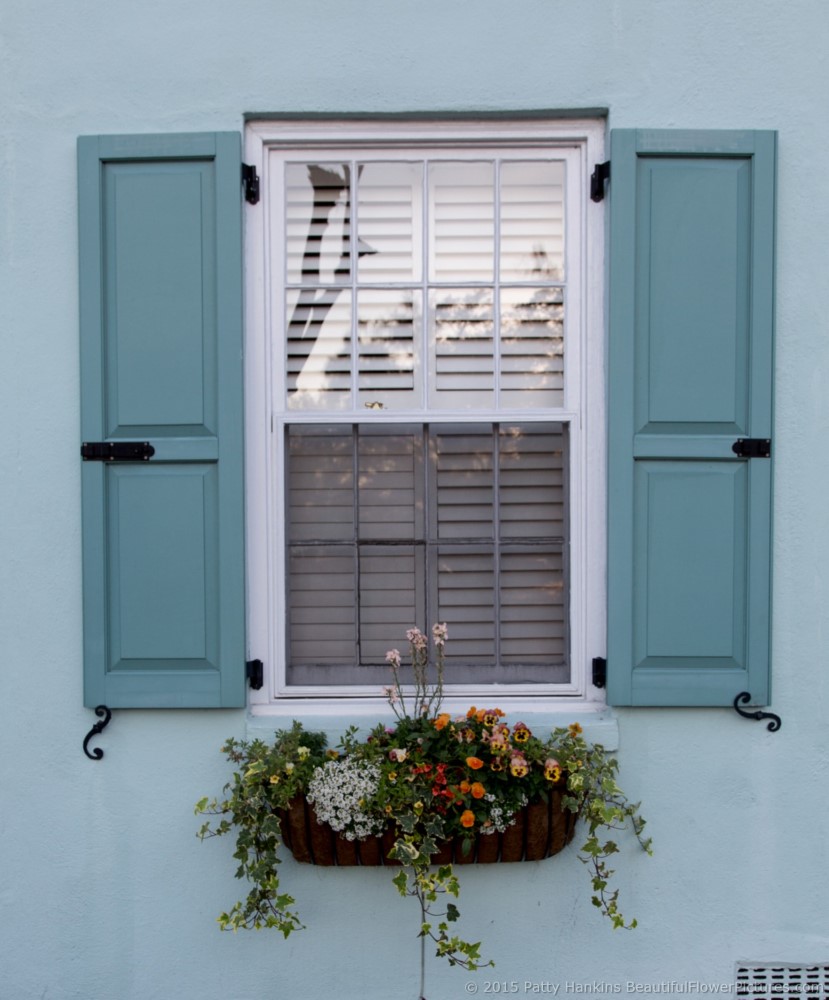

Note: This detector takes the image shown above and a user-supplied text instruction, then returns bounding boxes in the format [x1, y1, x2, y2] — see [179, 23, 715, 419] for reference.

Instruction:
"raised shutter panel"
[606, 129, 775, 706]
[79, 132, 245, 708]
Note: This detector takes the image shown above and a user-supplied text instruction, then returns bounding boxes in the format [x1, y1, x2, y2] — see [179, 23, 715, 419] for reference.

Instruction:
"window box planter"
[279, 791, 578, 867]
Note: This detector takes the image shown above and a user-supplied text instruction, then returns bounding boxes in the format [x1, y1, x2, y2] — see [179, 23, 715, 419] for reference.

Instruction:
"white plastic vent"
[736, 963, 829, 997]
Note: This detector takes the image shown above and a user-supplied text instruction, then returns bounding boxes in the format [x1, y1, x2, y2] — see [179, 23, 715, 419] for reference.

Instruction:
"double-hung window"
[245, 119, 606, 703]
[78, 124, 773, 711]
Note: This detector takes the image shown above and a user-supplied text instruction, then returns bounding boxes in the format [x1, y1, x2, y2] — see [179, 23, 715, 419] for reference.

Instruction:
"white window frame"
[244, 118, 606, 717]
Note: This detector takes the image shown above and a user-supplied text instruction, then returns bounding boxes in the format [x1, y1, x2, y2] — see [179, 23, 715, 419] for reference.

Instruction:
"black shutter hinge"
[592, 656, 607, 689]
[81, 441, 155, 462]
[242, 164, 260, 205]
[590, 161, 610, 203]
[732, 438, 771, 459]
[246, 658, 264, 690]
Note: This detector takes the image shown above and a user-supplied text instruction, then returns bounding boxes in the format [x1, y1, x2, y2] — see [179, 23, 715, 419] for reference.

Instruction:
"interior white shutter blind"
[277, 140, 577, 688]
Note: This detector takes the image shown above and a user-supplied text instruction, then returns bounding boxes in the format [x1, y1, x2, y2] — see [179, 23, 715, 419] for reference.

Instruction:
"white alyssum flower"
[479, 791, 529, 835]
[306, 758, 385, 841]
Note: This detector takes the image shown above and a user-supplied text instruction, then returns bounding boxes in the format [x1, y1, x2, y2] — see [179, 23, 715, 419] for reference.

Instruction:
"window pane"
[357, 427, 423, 541]
[286, 421, 568, 683]
[436, 547, 496, 663]
[286, 428, 357, 671]
[497, 424, 567, 673]
[431, 423, 568, 680]
[357, 161, 423, 283]
[433, 426, 494, 540]
[288, 545, 357, 666]
[357, 288, 421, 409]
[498, 422, 566, 539]
[286, 288, 352, 409]
[429, 161, 494, 282]
[286, 162, 352, 285]
[500, 286, 565, 407]
[287, 426, 355, 541]
[359, 545, 425, 665]
[500, 160, 565, 282]
[500, 549, 566, 666]
[430, 288, 495, 407]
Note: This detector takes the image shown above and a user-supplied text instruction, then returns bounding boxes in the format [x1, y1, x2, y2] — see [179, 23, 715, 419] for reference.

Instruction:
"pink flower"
[545, 758, 562, 783]
[385, 649, 401, 669]
[432, 622, 448, 647]
[406, 628, 428, 651]
[510, 753, 529, 778]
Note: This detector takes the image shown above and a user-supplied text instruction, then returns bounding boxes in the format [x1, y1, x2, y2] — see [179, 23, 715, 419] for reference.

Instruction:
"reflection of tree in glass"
[433, 275, 563, 397]
[358, 290, 416, 398]
[288, 164, 375, 341]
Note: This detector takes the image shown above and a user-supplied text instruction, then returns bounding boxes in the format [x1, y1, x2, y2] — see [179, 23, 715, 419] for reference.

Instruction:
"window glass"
[286, 423, 567, 685]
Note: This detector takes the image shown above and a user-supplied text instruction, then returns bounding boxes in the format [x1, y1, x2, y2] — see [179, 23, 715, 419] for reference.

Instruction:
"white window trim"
[244, 117, 607, 718]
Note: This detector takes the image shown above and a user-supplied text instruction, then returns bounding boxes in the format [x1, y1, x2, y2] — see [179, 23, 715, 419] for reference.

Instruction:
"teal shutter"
[78, 133, 246, 708]
[607, 130, 775, 707]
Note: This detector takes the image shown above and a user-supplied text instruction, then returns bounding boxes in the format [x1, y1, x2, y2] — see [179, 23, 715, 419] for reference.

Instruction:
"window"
[244, 119, 607, 703]
[78, 126, 773, 711]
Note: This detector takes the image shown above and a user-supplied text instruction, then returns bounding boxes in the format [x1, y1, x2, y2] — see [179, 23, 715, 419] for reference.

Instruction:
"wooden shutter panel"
[607, 129, 775, 707]
[78, 133, 245, 707]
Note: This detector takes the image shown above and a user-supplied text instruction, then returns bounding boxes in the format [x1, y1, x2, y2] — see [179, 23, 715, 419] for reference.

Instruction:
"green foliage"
[196, 628, 651, 986]
[195, 722, 329, 936]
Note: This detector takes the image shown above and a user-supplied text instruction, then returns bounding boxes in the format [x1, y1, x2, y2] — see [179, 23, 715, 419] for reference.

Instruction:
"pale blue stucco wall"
[2, 1, 828, 997]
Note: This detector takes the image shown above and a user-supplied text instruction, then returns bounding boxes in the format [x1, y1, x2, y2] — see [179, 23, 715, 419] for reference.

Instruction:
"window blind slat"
[357, 288, 418, 405]
[286, 163, 352, 285]
[359, 545, 423, 663]
[286, 410, 568, 678]
[357, 161, 422, 283]
[286, 289, 353, 407]
[430, 163, 494, 282]
[500, 162, 565, 282]
[500, 287, 565, 406]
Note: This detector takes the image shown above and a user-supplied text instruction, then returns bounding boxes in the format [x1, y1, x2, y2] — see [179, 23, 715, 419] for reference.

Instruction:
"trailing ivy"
[195, 628, 652, 992]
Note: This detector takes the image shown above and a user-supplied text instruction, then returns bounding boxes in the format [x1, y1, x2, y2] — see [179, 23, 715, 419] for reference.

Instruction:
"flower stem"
[419, 892, 427, 1000]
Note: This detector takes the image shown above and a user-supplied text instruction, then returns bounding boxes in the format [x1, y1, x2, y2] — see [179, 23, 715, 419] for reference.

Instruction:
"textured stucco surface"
[2, 1, 829, 997]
